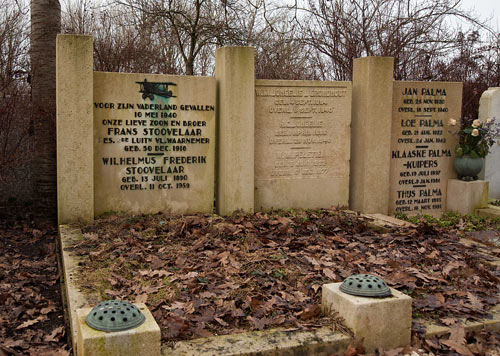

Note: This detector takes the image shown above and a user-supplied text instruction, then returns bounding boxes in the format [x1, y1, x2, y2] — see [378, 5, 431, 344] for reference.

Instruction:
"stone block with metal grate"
[76, 303, 160, 356]
[322, 282, 412, 353]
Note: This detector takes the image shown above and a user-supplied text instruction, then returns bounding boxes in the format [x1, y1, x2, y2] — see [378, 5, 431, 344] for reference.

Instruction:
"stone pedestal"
[56, 34, 94, 224]
[446, 179, 489, 215]
[215, 46, 255, 215]
[76, 304, 160, 356]
[322, 283, 412, 353]
[350, 57, 394, 214]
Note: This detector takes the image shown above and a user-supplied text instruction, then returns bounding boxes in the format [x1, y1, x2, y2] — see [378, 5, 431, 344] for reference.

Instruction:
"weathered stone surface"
[254, 80, 351, 210]
[57, 34, 94, 224]
[422, 304, 500, 338]
[164, 327, 351, 356]
[215, 46, 255, 215]
[350, 57, 394, 214]
[77, 304, 160, 356]
[363, 213, 416, 229]
[477, 206, 500, 219]
[59, 225, 94, 352]
[479, 87, 500, 199]
[390, 81, 461, 216]
[322, 283, 412, 353]
[446, 179, 489, 214]
[93, 73, 215, 216]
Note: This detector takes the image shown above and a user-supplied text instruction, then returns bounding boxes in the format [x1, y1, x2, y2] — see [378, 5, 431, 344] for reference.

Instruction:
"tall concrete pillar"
[350, 57, 394, 214]
[215, 46, 255, 215]
[56, 34, 94, 223]
[479, 87, 500, 198]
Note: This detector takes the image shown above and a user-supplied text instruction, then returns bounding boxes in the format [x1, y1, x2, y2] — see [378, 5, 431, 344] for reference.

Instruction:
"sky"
[460, 0, 500, 30]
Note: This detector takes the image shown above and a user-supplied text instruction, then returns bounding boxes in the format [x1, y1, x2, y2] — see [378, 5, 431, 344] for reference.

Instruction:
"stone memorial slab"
[254, 80, 351, 210]
[390, 81, 462, 215]
[93, 73, 215, 215]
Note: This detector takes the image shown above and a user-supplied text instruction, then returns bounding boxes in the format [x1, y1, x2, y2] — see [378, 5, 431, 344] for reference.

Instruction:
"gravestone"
[254, 80, 351, 210]
[58, 35, 216, 222]
[93, 73, 215, 215]
[479, 87, 500, 199]
[390, 82, 462, 215]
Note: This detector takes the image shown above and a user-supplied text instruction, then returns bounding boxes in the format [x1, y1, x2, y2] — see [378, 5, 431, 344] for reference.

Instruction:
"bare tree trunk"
[30, 0, 60, 222]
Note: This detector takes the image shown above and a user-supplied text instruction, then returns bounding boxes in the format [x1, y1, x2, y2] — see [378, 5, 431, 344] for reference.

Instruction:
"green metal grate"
[340, 274, 391, 297]
[86, 300, 146, 332]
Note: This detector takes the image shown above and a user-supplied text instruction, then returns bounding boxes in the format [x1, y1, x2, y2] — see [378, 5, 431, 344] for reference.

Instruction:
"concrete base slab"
[77, 304, 160, 356]
[322, 283, 412, 353]
[164, 327, 352, 356]
[447, 179, 489, 215]
[364, 213, 416, 230]
[343, 210, 416, 232]
[476, 204, 500, 218]
[422, 304, 500, 338]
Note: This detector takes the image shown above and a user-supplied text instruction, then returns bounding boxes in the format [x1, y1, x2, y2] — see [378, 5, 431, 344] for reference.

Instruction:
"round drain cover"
[86, 300, 146, 332]
[340, 274, 391, 297]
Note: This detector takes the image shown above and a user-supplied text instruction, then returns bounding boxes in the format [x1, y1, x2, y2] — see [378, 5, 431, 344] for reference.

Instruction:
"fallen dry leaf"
[16, 319, 40, 329]
[441, 324, 474, 356]
[344, 343, 359, 356]
[135, 293, 148, 303]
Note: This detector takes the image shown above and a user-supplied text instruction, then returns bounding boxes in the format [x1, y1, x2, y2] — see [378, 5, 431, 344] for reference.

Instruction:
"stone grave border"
[58, 224, 354, 355]
[477, 201, 500, 219]
[58, 225, 94, 350]
[59, 217, 500, 356]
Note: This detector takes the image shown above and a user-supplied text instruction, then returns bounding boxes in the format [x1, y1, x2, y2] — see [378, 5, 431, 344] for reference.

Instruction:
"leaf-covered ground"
[74, 208, 500, 347]
[0, 218, 71, 356]
[1, 208, 500, 355]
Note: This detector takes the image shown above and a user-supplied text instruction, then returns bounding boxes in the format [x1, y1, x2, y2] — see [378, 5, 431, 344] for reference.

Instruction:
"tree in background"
[60, 0, 498, 85]
[61, 0, 318, 78]
[115, 0, 238, 75]
[0, 0, 31, 205]
[290, 0, 486, 80]
[30, 0, 61, 221]
[62, 0, 183, 74]
[433, 30, 500, 121]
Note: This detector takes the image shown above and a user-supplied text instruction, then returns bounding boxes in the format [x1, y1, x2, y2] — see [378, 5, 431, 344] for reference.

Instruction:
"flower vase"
[453, 155, 483, 181]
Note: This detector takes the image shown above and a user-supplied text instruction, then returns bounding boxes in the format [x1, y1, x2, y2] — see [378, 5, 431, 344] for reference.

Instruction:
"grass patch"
[78, 267, 113, 300]
[395, 210, 500, 231]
